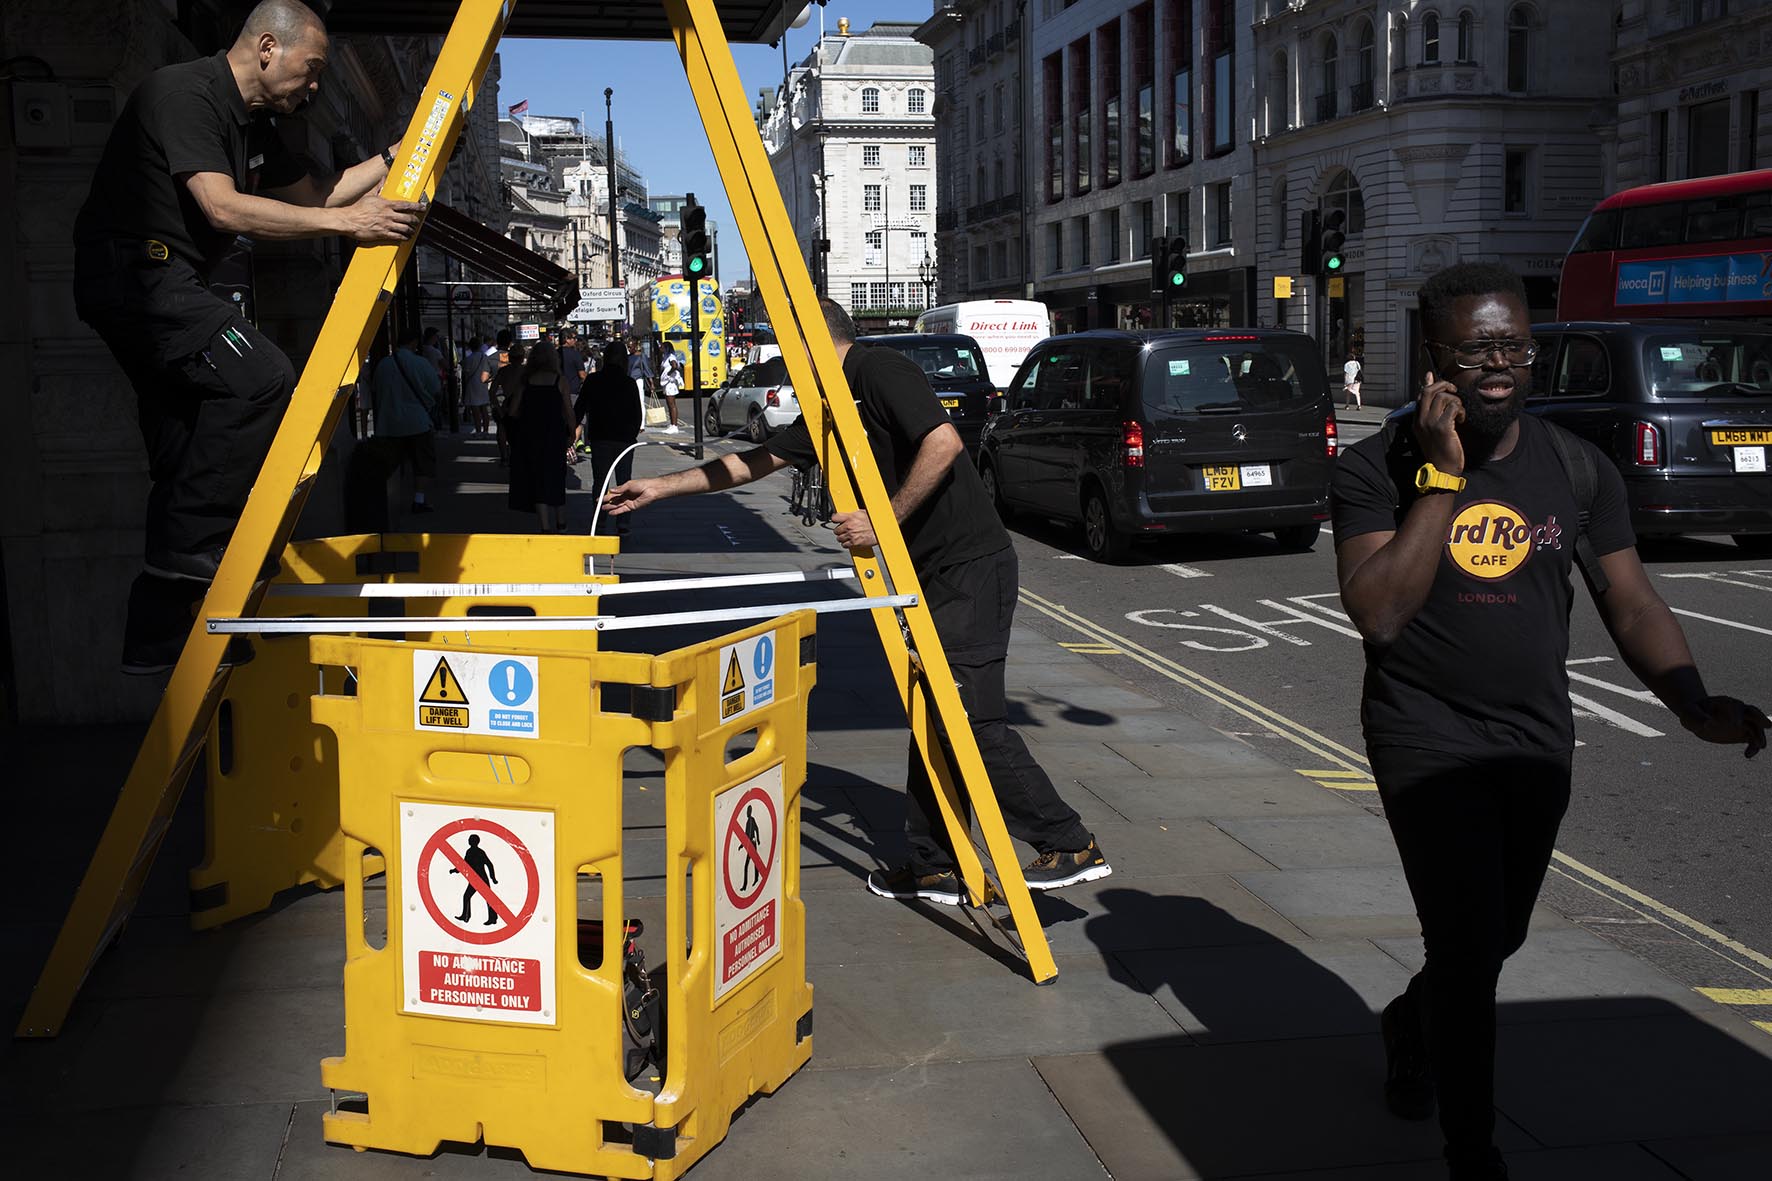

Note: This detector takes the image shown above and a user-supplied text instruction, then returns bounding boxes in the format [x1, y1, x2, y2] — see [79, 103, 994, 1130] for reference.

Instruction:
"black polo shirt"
[763, 344, 1009, 573]
[74, 52, 303, 283]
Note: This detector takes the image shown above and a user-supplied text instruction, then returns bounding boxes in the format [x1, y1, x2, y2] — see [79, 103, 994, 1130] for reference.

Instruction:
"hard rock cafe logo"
[1444, 501, 1564, 582]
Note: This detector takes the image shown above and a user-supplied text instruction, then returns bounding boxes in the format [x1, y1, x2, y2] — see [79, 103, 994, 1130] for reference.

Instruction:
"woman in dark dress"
[579, 340, 645, 535]
[505, 340, 576, 532]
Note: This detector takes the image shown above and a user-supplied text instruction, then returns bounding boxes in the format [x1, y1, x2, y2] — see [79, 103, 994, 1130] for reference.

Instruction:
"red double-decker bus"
[1558, 170, 1772, 321]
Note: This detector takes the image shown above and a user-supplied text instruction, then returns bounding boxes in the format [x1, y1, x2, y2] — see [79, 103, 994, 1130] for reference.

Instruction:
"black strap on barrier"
[628, 685, 676, 722]
[633, 1124, 677, 1161]
[796, 1008, 813, 1043]
[799, 633, 817, 666]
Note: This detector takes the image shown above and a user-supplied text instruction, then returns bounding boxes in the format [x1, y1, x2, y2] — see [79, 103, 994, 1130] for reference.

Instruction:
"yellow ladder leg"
[17, 0, 515, 1038]
[667, 0, 1057, 984]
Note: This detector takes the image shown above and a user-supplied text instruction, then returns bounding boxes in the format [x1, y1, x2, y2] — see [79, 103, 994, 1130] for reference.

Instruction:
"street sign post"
[568, 289, 627, 322]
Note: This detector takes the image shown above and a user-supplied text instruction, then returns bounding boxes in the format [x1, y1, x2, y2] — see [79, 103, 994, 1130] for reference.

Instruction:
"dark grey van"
[978, 329, 1337, 561]
[855, 332, 996, 452]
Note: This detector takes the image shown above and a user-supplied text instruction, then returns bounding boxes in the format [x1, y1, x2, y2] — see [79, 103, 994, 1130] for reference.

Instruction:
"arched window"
[1271, 50, 1290, 134]
[1506, 6, 1531, 91]
[861, 87, 881, 114]
[1456, 11, 1475, 62]
[976, 164, 987, 201]
[1423, 12, 1441, 64]
[1356, 20, 1376, 111]
[1392, 16, 1409, 71]
[1320, 34, 1338, 100]
[1324, 169, 1366, 235]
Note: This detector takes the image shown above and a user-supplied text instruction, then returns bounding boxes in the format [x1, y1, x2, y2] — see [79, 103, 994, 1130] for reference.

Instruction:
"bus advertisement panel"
[647, 276, 727, 389]
[1559, 169, 1772, 322]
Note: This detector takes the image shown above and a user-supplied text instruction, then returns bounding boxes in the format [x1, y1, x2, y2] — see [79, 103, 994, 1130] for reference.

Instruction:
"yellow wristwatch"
[1414, 463, 1466, 494]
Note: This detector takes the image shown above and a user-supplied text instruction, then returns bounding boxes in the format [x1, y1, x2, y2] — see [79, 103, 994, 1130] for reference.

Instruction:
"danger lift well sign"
[400, 801, 557, 1025]
[714, 764, 784, 1001]
[717, 630, 777, 724]
[412, 649, 540, 740]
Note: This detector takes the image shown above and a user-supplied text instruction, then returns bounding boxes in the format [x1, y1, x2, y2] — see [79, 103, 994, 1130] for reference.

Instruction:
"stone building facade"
[1612, 0, 1772, 189]
[0, 0, 495, 723]
[762, 20, 939, 328]
[1250, 0, 1617, 406]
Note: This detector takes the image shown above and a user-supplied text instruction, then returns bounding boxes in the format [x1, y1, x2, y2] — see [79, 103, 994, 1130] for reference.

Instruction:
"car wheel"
[1082, 489, 1128, 563]
[703, 401, 723, 436]
[1733, 533, 1772, 556]
[1273, 522, 1322, 551]
[746, 406, 768, 443]
[979, 456, 1015, 522]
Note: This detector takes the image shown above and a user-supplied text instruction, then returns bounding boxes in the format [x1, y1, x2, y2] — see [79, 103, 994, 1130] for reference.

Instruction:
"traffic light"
[1164, 234, 1189, 290]
[1300, 209, 1321, 277]
[1319, 208, 1347, 277]
[1149, 235, 1168, 293]
[681, 194, 711, 280]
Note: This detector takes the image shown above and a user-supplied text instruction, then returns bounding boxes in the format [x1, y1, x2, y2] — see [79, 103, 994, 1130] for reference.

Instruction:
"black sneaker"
[1022, 840, 1112, 890]
[1381, 993, 1436, 1121]
[866, 866, 963, 906]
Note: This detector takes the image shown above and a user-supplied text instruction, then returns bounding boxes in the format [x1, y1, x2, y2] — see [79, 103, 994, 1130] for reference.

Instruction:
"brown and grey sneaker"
[866, 865, 964, 905]
[1022, 840, 1112, 890]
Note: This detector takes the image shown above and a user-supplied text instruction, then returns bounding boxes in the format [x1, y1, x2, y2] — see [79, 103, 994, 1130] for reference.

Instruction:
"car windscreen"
[874, 341, 984, 381]
[1642, 332, 1772, 398]
[754, 357, 789, 386]
[1143, 339, 1327, 415]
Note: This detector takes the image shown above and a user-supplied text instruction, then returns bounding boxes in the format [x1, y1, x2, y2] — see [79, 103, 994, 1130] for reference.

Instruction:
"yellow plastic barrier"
[308, 610, 815, 1176]
[189, 532, 618, 930]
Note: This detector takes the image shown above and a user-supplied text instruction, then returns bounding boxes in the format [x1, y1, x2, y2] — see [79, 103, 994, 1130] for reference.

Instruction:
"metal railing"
[1350, 80, 1375, 112]
[1313, 92, 1338, 123]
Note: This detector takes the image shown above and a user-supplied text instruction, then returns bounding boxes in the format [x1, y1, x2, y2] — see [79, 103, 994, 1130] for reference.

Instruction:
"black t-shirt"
[1330, 414, 1636, 756]
[764, 344, 1009, 572]
[73, 54, 303, 355]
[579, 369, 642, 441]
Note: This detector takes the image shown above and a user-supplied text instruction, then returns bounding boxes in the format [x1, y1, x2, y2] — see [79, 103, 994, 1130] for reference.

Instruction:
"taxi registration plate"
[940, 397, 961, 410]
[1710, 429, 1772, 447]
[1203, 465, 1241, 491]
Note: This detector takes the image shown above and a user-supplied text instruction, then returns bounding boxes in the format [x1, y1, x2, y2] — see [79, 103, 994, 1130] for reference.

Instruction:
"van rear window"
[872, 341, 984, 380]
[1143, 339, 1327, 415]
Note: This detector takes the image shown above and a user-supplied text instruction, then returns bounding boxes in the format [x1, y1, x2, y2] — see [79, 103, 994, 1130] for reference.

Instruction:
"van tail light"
[1122, 420, 1145, 467]
[1632, 421, 1661, 467]
[1325, 413, 1339, 459]
[766, 388, 781, 407]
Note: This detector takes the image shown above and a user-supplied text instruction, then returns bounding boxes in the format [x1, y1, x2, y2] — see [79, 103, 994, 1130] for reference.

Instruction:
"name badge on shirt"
[248, 153, 265, 170]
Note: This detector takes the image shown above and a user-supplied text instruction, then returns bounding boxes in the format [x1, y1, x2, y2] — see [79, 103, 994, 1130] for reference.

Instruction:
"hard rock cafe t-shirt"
[1330, 413, 1636, 756]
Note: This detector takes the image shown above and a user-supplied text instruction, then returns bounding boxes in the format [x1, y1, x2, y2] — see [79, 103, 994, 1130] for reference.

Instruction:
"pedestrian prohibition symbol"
[714, 765, 783, 1000]
[400, 802, 556, 1025]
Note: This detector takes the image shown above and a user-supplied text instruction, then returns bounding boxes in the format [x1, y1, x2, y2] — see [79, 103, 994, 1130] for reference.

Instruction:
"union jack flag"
[508, 99, 529, 116]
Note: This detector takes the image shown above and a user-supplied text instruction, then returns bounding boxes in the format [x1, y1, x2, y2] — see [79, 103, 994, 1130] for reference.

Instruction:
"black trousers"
[80, 282, 295, 561]
[1372, 744, 1573, 1157]
[906, 546, 1093, 875]
[587, 438, 636, 532]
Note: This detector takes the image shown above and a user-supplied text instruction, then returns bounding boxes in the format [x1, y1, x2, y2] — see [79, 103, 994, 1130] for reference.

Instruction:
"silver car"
[704, 357, 802, 442]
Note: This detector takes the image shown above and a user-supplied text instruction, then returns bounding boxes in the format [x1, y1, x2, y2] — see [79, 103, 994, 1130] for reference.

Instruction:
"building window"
[1353, 22, 1376, 111]
[868, 281, 887, 308]
[863, 144, 881, 167]
[862, 87, 881, 114]
[1134, 200, 1155, 257]
[994, 240, 1008, 279]
[994, 158, 1006, 199]
[1071, 39, 1091, 196]
[1105, 207, 1122, 262]
[1073, 215, 1091, 266]
[1047, 222, 1063, 272]
[1651, 108, 1670, 183]
[1456, 11, 1475, 62]
[1423, 13, 1440, 65]
[1743, 91, 1761, 171]
[1169, 0, 1193, 166]
[976, 93, 987, 139]
[1212, 182, 1232, 246]
[1270, 51, 1290, 135]
[1274, 179, 1288, 247]
[1134, 2, 1155, 176]
[1317, 34, 1339, 123]
[1687, 0, 1731, 26]
[1688, 98, 1732, 178]
[1392, 16, 1409, 72]
[1209, 0, 1234, 153]
[865, 229, 883, 264]
[908, 88, 927, 115]
[995, 84, 1005, 132]
[850, 282, 868, 309]
[1045, 52, 1064, 202]
[910, 184, 928, 212]
[864, 184, 882, 212]
[1325, 169, 1366, 234]
[978, 164, 988, 201]
[1503, 148, 1530, 214]
[1506, 6, 1530, 92]
[975, 244, 990, 281]
[909, 144, 928, 168]
[1101, 19, 1123, 186]
[1168, 189, 1190, 245]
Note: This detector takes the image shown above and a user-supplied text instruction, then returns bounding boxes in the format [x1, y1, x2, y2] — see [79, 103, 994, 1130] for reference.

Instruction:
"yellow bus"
[645, 275, 727, 390]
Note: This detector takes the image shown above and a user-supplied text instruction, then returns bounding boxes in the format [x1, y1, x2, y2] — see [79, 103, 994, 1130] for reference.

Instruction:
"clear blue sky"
[499, 2, 931, 288]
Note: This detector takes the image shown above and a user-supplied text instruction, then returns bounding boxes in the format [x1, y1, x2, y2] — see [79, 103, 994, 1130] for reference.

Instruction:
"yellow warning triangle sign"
[722, 651, 745, 696]
[420, 656, 467, 704]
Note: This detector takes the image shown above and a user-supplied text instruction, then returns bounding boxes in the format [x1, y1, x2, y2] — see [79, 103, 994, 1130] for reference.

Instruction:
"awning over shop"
[418, 199, 578, 319]
[323, 0, 810, 43]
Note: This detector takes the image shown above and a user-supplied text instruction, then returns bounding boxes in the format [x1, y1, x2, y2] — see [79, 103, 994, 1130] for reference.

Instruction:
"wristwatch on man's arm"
[1414, 463, 1466, 494]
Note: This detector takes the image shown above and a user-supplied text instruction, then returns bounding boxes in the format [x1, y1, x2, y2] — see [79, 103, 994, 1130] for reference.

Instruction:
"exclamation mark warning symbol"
[421, 656, 466, 704]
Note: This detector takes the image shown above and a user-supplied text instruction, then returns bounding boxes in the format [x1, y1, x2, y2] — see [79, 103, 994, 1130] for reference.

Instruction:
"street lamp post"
[604, 88, 620, 293]
[919, 249, 936, 310]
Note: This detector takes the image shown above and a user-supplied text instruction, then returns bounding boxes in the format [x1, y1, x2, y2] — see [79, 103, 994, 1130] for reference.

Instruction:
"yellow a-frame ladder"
[19, 0, 1054, 1039]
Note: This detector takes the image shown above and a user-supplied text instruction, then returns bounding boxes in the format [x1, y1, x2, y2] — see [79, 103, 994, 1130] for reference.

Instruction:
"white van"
[914, 300, 1051, 390]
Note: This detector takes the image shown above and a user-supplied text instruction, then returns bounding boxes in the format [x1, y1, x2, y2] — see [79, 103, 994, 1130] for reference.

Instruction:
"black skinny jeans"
[1373, 745, 1573, 1157]
[905, 546, 1093, 874]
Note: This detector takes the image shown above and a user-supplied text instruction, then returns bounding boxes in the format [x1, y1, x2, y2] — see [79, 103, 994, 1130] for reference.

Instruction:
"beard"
[1458, 382, 1526, 464]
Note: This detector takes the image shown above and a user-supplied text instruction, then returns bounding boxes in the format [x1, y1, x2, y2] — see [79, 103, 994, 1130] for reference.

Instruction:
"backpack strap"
[1539, 419, 1612, 598]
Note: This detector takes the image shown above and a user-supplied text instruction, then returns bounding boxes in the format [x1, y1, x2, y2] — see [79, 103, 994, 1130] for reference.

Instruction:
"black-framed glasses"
[1425, 338, 1539, 368]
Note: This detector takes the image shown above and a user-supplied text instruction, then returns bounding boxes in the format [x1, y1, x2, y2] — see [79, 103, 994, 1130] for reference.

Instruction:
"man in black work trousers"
[1331, 262, 1767, 1180]
[74, 0, 423, 673]
[603, 297, 1111, 903]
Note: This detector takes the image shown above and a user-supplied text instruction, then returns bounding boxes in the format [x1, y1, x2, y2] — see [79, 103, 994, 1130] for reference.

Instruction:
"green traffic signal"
[1169, 272, 1185, 287]
[687, 255, 706, 274]
[1325, 255, 1343, 272]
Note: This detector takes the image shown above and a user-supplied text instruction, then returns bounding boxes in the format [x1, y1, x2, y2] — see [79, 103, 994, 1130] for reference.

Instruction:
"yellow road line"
[1023, 588, 1772, 983]
[1756, 1021, 1772, 1036]
[1696, 987, 1772, 1006]
[1058, 642, 1121, 654]
[1301, 769, 1372, 779]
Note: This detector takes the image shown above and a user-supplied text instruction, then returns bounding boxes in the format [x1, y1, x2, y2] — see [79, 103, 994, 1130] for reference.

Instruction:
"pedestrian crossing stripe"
[723, 651, 745, 695]
[1298, 769, 1378, 792]
[420, 656, 468, 705]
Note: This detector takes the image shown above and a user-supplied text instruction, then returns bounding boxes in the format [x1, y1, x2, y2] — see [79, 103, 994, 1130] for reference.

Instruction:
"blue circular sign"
[489, 659, 535, 707]
[752, 635, 774, 679]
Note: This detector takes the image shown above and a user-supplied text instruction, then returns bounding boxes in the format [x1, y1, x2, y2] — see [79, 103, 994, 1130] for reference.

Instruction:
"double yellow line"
[1018, 587, 1772, 997]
